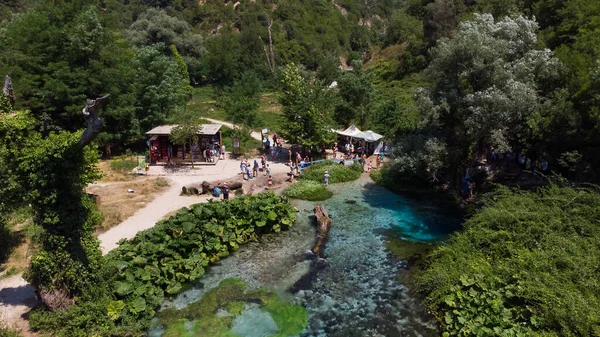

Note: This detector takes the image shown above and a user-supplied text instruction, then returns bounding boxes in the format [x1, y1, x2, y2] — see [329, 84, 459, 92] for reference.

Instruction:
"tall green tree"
[395, 14, 565, 184]
[279, 64, 336, 148]
[0, 98, 107, 308]
[221, 71, 261, 128]
[170, 123, 199, 167]
[0, 5, 136, 135]
[334, 62, 374, 128]
[133, 44, 189, 133]
[125, 8, 204, 82]
[202, 32, 242, 86]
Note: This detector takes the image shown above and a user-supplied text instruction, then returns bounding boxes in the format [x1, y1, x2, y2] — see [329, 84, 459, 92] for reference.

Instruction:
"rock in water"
[231, 305, 278, 337]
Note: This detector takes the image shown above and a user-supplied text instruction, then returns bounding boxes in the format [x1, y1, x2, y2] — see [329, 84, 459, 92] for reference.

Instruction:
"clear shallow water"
[149, 177, 462, 337]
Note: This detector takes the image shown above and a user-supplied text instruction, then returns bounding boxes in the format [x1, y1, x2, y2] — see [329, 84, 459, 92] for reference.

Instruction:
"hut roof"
[146, 124, 222, 136]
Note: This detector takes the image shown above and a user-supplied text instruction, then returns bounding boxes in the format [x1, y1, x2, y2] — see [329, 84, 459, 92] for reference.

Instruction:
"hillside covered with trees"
[1, 0, 600, 335]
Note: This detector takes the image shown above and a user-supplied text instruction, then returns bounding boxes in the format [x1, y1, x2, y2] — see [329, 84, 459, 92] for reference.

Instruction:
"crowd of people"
[459, 146, 552, 199]
[225, 133, 389, 197]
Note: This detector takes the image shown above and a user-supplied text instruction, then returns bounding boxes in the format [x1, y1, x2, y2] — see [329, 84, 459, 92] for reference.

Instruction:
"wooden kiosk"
[146, 124, 223, 165]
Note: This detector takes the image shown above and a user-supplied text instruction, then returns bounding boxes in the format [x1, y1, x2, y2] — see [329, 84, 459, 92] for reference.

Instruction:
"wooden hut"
[146, 124, 223, 165]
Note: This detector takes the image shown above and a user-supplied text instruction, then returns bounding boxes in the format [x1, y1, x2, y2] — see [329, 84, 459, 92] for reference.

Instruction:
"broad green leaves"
[107, 300, 125, 321]
[106, 192, 296, 328]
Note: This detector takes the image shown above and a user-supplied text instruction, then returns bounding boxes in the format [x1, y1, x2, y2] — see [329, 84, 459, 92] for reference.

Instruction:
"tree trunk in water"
[312, 205, 332, 257]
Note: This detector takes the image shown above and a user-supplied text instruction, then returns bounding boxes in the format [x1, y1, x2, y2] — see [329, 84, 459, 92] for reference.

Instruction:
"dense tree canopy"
[125, 8, 204, 82]
[388, 14, 567, 184]
[420, 185, 600, 336]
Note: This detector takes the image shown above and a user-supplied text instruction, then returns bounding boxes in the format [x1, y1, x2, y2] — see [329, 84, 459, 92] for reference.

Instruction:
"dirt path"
[202, 117, 263, 141]
[0, 275, 37, 336]
[97, 175, 210, 253]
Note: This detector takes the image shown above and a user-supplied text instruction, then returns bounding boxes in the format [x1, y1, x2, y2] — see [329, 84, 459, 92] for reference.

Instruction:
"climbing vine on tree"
[0, 96, 107, 308]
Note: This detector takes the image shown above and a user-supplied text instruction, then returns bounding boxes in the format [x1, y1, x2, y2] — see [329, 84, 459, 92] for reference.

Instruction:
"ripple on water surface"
[150, 177, 462, 337]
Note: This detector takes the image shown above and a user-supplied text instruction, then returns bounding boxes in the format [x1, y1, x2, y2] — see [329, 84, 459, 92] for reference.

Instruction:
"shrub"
[30, 192, 296, 336]
[300, 161, 363, 184]
[419, 185, 600, 336]
[283, 180, 333, 201]
[107, 191, 296, 315]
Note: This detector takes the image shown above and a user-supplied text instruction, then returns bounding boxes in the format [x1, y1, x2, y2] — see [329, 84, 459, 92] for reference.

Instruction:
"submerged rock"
[231, 305, 278, 337]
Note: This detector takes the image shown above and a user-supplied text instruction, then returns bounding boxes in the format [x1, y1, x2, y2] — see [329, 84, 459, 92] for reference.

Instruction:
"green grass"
[263, 300, 308, 337]
[0, 326, 22, 337]
[220, 125, 262, 155]
[186, 86, 228, 121]
[300, 161, 364, 184]
[256, 92, 283, 132]
[109, 154, 139, 172]
[283, 180, 333, 201]
[185, 86, 283, 132]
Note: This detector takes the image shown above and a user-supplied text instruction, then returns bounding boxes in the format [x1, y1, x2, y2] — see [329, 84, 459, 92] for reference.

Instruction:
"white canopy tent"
[355, 130, 383, 143]
[337, 124, 363, 137]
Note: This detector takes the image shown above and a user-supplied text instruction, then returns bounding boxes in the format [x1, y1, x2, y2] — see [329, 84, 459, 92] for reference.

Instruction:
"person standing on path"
[265, 163, 271, 176]
[261, 154, 267, 170]
[223, 182, 229, 200]
[253, 159, 259, 177]
[245, 164, 253, 180]
[324, 170, 330, 187]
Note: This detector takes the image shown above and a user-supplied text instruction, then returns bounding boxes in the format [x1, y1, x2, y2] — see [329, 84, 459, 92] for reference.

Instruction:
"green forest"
[1, 0, 600, 335]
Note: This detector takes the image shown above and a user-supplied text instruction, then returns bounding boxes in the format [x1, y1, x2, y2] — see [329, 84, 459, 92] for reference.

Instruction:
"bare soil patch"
[87, 177, 170, 233]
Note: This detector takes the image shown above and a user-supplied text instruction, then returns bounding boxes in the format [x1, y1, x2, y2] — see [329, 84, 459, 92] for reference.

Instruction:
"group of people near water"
[239, 155, 273, 189]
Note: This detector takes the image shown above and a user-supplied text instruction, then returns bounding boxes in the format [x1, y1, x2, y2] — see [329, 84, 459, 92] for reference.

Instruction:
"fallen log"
[181, 183, 203, 195]
[181, 181, 243, 195]
[311, 204, 332, 258]
[202, 180, 243, 194]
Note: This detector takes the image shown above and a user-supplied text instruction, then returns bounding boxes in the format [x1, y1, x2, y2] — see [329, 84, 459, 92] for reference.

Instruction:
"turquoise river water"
[149, 177, 462, 337]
